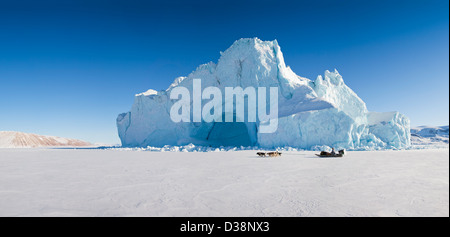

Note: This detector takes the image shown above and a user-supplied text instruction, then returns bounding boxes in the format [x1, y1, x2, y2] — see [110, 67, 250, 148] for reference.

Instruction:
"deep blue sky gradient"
[0, 0, 448, 144]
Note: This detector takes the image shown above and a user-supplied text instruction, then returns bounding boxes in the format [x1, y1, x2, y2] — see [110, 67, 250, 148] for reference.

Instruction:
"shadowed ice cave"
[189, 113, 256, 147]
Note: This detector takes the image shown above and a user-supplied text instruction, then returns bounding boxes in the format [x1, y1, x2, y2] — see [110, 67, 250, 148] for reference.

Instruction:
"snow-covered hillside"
[0, 131, 92, 148]
[411, 126, 449, 148]
[118, 38, 410, 150]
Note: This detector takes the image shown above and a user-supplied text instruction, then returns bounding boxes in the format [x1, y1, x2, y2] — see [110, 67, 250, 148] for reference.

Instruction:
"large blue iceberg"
[117, 38, 410, 149]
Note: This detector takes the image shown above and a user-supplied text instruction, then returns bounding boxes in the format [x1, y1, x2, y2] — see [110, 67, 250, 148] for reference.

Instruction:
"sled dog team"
[256, 151, 282, 157]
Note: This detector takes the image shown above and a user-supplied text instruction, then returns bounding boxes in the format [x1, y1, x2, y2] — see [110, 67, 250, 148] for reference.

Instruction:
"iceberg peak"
[136, 89, 158, 97]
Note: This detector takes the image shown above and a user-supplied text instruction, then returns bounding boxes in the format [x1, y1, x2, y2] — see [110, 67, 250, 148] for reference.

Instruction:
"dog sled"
[315, 149, 345, 158]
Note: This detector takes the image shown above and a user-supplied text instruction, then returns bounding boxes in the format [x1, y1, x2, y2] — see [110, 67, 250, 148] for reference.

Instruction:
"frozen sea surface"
[0, 148, 448, 216]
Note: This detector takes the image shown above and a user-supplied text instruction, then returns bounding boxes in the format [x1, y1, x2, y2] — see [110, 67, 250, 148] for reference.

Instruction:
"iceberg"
[117, 38, 410, 149]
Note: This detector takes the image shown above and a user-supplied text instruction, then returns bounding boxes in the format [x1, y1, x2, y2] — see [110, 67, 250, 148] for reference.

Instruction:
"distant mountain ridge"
[411, 125, 449, 138]
[0, 131, 92, 148]
[410, 125, 449, 146]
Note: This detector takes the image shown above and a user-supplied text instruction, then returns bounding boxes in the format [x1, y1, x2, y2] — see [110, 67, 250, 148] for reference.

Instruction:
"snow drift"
[117, 38, 410, 149]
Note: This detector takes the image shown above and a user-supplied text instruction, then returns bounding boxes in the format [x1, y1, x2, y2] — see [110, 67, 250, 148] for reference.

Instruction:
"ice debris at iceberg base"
[117, 37, 411, 150]
[105, 144, 313, 152]
[104, 143, 446, 152]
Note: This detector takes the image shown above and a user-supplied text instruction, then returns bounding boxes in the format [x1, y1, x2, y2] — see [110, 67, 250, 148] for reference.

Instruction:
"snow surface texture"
[0, 131, 92, 148]
[117, 38, 410, 149]
[0, 148, 447, 217]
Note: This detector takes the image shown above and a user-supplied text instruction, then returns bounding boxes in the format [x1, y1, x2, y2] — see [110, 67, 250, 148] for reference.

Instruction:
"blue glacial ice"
[117, 38, 410, 150]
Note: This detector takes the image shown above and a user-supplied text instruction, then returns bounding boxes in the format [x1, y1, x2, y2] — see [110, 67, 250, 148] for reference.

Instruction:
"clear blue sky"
[0, 0, 448, 144]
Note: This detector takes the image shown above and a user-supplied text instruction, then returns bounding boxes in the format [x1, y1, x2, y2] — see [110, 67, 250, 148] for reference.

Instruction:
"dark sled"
[315, 149, 345, 158]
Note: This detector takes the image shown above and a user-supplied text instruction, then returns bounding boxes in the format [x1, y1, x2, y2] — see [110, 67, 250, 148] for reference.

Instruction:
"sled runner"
[315, 153, 343, 157]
